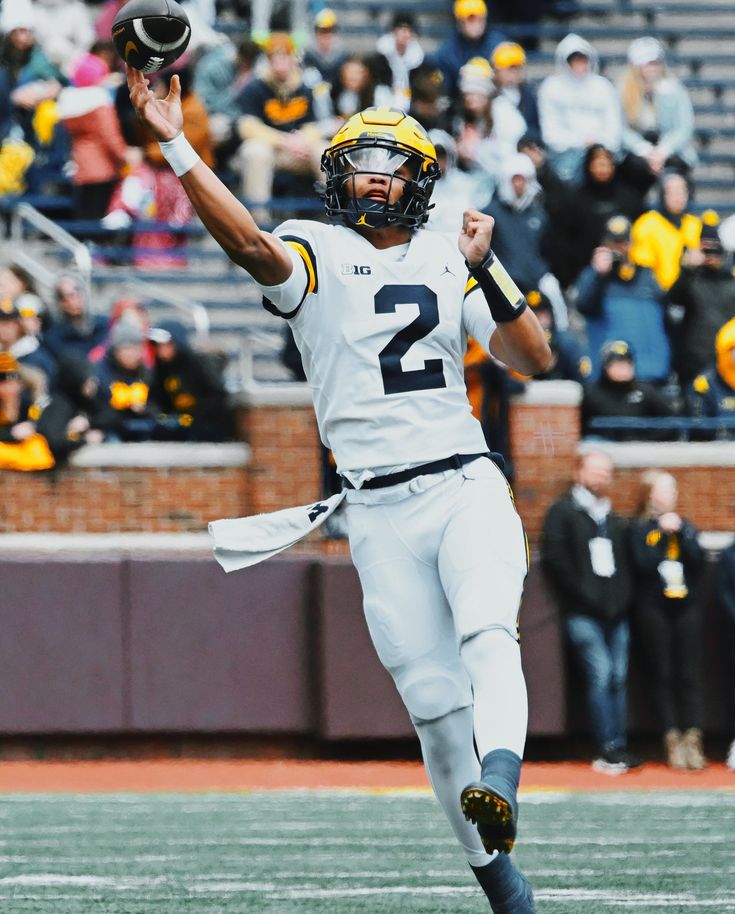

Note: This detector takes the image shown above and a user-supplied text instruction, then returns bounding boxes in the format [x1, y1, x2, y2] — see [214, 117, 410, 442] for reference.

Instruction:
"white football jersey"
[255, 220, 496, 482]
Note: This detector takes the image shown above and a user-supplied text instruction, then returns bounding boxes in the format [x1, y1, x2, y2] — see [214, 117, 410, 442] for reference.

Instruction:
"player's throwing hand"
[459, 209, 495, 267]
[126, 65, 183, 142]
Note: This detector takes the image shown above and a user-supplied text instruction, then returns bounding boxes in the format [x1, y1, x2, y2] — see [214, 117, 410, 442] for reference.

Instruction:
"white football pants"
[344, 456, 529, 865]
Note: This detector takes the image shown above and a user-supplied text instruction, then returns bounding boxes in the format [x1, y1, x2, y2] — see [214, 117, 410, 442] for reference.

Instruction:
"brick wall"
[510, 382, 582, 541]
[0, 443, 249, 534]
[0, 384, 731, 538]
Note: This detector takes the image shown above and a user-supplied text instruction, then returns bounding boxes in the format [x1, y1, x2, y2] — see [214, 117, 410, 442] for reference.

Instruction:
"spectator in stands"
[89, 298, 154, 368]
[148, 320, 233, 442]
[454, 57, 526, 196]
[326, 56, 388, 126]
[375, 12, 425, 112]
[93, 316, 156, 441]
[429, 0, 506, 103]
[427, 129, 491, 231]
[194, 37, 261, 160]
[463, 337, 524, 476]
[249, 0, 310, 46]
[525, 288, 592, 383]
[56, 51, 134, 220]
[0, 264, 36, 303]
[0, 2, 62, 144]
[618, 37, 696, 195]
[44, 275, 107, 364]
[0, 353, 55, 470]
[302, 9, 346, 88]
[0, 297, 56, 389]
[537, 34, 622, 184]
[32, 0, 95, 81]
[541, 450, 639, 774]
[719, 540, 735, 771]
[94, 0, 125, 45]
[630, 172, 701, 291]
[407, 64, 452, 134]
[485, 151, 568, 329]
[629, 469, 706, 769]
[521, 139, 643, 289]
[686, 317, 735, 438]
[491, 41, 539, 135]
[576, 215, 670, 384]
[235, 32, 323, 220]
[30, 354, 111, 461]
[112, 67, 214, 267]
[667, 211, 735, 386]
[16, 292, 50, 339]
[581, 340, 675, 439]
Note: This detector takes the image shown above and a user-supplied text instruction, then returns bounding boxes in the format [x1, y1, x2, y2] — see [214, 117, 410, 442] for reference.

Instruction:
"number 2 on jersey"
[374, 284, 447, 395]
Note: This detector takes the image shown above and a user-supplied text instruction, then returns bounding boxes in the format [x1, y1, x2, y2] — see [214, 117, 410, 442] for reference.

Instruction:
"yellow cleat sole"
[460, 785, 516, 854]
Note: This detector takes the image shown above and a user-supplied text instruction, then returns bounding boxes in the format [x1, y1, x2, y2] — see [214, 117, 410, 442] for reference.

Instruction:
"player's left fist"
[459, 210, 495, 267]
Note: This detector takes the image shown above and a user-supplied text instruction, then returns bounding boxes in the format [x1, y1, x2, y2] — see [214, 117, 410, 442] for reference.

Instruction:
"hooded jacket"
[485, 153, 550, 290]
[57, 85, 127, 185]
[538, 34, 622, 154]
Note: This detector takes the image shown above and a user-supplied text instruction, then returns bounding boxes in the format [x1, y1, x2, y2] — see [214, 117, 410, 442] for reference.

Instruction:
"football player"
[128, 66, 551, 914]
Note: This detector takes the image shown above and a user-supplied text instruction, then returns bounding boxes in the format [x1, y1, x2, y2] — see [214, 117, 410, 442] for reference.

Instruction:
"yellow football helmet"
[321, 106, 440, 230]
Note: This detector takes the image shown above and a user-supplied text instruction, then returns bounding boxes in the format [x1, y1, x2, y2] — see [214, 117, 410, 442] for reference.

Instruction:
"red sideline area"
[0, 760, 732, 792]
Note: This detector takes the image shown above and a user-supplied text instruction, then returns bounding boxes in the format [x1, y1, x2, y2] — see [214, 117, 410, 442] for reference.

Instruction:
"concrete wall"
[0, 553, 729, 740]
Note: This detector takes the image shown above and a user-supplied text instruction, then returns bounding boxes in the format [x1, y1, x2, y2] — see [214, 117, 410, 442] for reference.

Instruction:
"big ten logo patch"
[341, 264, 372, 275]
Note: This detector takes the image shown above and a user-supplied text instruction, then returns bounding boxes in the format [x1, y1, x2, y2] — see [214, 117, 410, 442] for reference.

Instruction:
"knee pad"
[396, 661, 472, 723]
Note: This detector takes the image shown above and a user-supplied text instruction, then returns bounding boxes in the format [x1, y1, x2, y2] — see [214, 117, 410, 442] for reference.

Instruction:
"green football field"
[2, 790, 734, 913]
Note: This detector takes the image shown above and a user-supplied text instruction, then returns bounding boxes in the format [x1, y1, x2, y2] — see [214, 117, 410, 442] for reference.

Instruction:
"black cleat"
[461, 749, 521, 855]
[461, 781, 517, 854]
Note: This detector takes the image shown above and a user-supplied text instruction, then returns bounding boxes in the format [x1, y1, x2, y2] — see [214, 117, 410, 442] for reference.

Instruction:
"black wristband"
[466, 250, 528, 322]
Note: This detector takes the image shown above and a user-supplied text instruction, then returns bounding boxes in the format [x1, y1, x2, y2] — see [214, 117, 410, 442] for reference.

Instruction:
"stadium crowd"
[0, 0, 734, 470]
[0, 0, 733, 772]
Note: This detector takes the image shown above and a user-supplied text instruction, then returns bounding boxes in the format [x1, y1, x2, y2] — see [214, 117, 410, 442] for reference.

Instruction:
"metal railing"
[587, 416, 735, 440]
[112, 277, 210, 341]
[11, 202, 93, 293]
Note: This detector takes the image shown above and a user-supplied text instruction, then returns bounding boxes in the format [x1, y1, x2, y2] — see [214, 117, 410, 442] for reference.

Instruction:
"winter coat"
[57, 86, 127, 185]
[718, 542, 735, 622]
[428, 25, 507, 101]
[667, 266, 735, 383]
[44, 314, 108, 363]
[485, 194, 550, 291]
[539, 155, 643, 287]
[630, 208, 702, 291]
[576, 261, 670, 383]
[686, 367, 735, 430]
[541, 490, 633, 624]
[581, 374, 676, 439]
[538, 34, 623, 155]
[629, 517, 703, 612]
[620, 75, 697, 167]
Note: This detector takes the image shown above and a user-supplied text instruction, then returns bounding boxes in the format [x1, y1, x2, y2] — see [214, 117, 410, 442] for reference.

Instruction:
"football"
[112, 0, 191, 74]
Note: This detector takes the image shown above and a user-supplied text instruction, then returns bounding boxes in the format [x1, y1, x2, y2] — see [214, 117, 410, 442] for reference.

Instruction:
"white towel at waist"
[209, 490, 347, 572]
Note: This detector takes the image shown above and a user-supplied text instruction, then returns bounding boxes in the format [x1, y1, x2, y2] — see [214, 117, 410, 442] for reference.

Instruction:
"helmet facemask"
[321, 138, 439, 230]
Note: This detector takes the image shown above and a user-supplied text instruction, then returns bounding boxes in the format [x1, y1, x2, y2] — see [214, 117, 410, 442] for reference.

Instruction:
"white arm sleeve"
[462, 286, 498, 355]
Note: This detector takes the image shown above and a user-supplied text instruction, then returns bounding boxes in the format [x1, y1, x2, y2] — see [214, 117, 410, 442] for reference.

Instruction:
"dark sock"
[479, 748, 522, 809]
